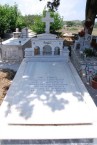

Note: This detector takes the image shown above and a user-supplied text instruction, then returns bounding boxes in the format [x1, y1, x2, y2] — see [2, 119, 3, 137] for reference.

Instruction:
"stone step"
[0, 139, 94, 145]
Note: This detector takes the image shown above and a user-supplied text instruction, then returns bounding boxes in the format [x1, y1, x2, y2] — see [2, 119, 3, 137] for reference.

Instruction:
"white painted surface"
[0, 60, 96, 125]
[31, 33, 63, 57]
[0, 125, 97, 139]
[2, 38, 30, 46]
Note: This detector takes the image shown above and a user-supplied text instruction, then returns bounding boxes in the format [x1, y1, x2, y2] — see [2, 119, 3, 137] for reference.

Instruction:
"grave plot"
[0, 60, 96, 125]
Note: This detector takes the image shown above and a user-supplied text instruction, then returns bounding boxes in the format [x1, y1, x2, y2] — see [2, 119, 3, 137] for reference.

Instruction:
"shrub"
[83, 48, 94, 57]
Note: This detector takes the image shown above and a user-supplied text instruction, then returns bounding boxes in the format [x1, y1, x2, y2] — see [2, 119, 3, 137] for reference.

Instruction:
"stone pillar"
[60, 50, 62, 56]
[60, 47, 63, 55]
[52, 47, 54, 56]
[40, 47, 43, 56]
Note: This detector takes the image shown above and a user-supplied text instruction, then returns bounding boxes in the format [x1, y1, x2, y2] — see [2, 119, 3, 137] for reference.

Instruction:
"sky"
[0, 0, 87, 20]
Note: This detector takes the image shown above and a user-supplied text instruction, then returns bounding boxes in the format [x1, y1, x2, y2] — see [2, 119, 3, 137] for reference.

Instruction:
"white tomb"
[0, 37, 31, 62]
[0, 12, 97, 140]
[25, 12, 69, 61]
[0, 27, 30, 62]
[74, 33, 92, 51]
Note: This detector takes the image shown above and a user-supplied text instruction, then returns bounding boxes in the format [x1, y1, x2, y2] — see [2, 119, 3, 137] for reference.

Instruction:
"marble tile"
[0, 61, 96, 125]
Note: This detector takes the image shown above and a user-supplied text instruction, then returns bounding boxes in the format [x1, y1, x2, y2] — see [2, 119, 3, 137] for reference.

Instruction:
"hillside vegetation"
[63, 20, 97, 35]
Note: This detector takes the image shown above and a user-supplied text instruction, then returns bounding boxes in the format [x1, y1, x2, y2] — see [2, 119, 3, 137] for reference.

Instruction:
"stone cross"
[42, 11, 54, 33]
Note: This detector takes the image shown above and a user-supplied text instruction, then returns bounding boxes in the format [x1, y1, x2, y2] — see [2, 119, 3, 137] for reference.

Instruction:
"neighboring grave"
[13, 28, 21, 38]
[84, 34, 92, 49]
[0, 26, 31, 62]
[1, 37, 31, 62]
[74, 34, 92, 51]
[21, 27, 28, 38]
[13, 27, 28, 38]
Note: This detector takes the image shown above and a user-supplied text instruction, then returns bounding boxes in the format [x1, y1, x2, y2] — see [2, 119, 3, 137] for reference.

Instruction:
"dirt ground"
[0, 69, 16, 105]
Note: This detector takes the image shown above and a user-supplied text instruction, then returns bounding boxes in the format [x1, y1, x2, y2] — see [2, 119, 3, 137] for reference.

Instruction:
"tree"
[39, 0, 60, 11]
[23, 15, 35, 27]
[7, 4, 18, 31]
[50, 11, 63, 33]
[0, 4, 8, 37]
[85, 0, 97, 34]
[66, 21, 75, 27]
[31, 11, 63, 34]
[0, 3, 26, 37]
[31, 15, 45, 34]
[16, 15, 26, 30]
[0, 4, 19, 33]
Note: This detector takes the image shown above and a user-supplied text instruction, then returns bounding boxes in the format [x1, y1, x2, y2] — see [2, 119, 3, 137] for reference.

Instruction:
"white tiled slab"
[2, 38, 30, 46]
[0, 59, 96, 125]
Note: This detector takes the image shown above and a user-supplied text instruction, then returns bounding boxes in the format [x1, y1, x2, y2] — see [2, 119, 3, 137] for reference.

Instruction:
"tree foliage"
[50, 11, 63, 33]
[0, 4, 26, 37]
[31, 15, 45, 34]
[31, 11, 63, 34]
[23, 15, 35, 27]
[66, 21, 76, 27]
[40, 0, 60, 11]
[16, 15, 26, 30]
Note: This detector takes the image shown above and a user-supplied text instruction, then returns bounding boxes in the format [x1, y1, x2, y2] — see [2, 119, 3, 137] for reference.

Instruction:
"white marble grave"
[0, 59, 96, 125]
[0, 12, 97, 140]
[0, 11, 96, 125]
[25, 12, 67, 59]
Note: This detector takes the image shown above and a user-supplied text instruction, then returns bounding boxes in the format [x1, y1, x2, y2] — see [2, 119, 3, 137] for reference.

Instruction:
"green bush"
[83, 48, 94, 57]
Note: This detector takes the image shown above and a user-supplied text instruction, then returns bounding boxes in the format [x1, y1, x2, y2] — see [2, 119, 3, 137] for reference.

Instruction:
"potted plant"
[91, 74, 97, 89]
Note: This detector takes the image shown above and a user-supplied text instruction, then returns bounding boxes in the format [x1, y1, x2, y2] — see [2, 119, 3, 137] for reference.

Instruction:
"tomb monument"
[25, 11, 69, 60]
[0, 11, 97, 141]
